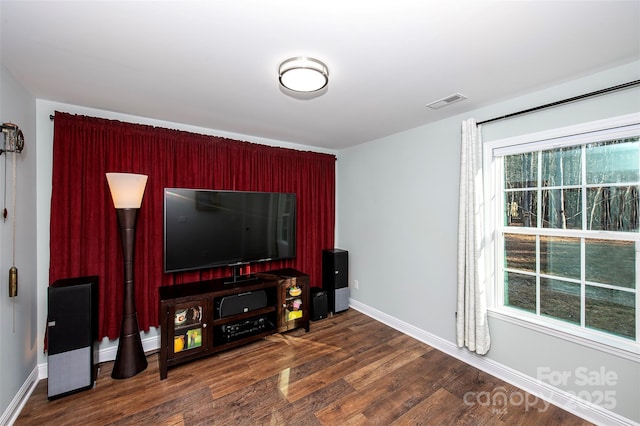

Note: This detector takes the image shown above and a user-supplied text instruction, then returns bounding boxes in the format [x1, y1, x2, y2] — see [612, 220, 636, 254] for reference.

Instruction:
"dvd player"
[220, 317, 268, 342]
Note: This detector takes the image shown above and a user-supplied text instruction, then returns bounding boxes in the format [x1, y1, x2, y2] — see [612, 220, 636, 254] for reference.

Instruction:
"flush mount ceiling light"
[279, 57, 329, 92]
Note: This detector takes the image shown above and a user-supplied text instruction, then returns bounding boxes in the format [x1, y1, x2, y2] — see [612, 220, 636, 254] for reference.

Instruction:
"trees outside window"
[487, 115, 639, 353]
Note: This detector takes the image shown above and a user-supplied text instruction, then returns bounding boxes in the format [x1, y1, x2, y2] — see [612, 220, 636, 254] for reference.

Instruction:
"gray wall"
[336, 60, 640, 423]
[0, 66, 38, 422]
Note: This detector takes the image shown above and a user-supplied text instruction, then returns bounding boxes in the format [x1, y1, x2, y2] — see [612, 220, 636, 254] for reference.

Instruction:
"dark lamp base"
[111, 207, 148, 380]
[111, 331, 148, 379]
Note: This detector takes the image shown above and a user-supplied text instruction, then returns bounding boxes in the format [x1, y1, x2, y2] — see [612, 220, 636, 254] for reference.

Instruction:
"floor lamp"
[106, 172, 149, 379]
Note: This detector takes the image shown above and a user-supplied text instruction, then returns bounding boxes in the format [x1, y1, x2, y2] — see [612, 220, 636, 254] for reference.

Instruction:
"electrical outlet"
[353, 279, 359, 289]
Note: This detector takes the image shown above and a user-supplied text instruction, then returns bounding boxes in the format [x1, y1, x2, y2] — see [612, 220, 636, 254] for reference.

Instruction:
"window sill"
[488, 308, 640, 362]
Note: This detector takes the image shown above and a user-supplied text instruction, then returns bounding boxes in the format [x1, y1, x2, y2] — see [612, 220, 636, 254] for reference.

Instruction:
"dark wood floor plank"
[360, 374, 439, 424]
[258, 378, 354, 425]
[314, 353, 438, 424]
[392, 387, 473, 425]
[207, 375, 289, 424]
[106, 386, 213, 426]
[343, 344, 431, 391]
[15, 309, 592, 426]
[283, 354, 360, 403]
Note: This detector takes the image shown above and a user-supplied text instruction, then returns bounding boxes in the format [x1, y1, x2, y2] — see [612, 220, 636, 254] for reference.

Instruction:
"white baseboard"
[95, 334, 161, 365]
[348, 299, 638, 426]
[0, 366, 39, 426]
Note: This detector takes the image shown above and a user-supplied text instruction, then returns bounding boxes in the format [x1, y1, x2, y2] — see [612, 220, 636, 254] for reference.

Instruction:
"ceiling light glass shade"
[279, 57, 329, 92]
[106, 173, 148, 208]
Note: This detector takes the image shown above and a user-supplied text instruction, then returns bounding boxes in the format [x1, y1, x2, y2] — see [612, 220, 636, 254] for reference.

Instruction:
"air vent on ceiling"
[426, 93, 467, 110]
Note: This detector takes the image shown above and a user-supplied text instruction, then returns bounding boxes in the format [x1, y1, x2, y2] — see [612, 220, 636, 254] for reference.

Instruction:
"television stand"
[158, 268, 310, 379]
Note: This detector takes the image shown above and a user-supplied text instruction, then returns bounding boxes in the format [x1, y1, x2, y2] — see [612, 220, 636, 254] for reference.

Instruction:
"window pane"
[541, 188, 582, 229]
[586, 138, 639, 185]
[498, 126, 639, 346]
[586, 186, 639, 231]
[542, 146, 582, 186]
[504, 233, 536, 272]
[504, 190, 538, 227]
[540, 277, 580, 325]
[505, 152, 537, 188]
[585, 239, 636, 289]
[585, 286, 635, 339]
[540, 236, 580, 279]
[505, 271, 536, 313]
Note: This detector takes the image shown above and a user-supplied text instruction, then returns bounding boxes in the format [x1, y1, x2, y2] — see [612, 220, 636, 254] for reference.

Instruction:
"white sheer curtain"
[456, 118, 491, 355]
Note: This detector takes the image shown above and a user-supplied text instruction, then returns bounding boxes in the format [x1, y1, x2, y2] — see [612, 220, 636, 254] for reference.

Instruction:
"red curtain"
[49, 112, 336, 340]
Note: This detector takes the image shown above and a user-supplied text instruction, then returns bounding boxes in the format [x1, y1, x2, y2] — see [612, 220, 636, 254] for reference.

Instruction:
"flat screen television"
[164, 188, 296, 274]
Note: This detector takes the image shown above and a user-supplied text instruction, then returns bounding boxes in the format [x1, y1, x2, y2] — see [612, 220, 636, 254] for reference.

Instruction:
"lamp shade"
[106, 173, 148, 208]
[279, 57, 329, 92]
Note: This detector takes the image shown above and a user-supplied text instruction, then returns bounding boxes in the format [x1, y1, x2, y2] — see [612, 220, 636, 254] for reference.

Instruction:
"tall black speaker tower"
[47, 276, 99, 399]
[322, 249, 349, 313]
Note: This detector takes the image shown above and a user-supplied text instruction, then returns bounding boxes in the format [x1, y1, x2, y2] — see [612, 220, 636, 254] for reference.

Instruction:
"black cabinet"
[47, 276, 99, 399]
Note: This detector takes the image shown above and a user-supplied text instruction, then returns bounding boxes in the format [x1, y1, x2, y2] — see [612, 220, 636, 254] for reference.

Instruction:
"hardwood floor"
[16, 309, 591, 425]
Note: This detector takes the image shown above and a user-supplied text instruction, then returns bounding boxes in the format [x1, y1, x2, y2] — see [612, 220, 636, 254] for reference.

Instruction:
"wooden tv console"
[158, 268, 309, 379]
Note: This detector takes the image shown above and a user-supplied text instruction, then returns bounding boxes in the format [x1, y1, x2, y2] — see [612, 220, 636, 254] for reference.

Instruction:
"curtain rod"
[476, 79, 640, 126]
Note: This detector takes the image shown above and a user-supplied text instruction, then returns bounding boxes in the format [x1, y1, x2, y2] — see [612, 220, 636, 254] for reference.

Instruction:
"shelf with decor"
[277, 272, 310, 333]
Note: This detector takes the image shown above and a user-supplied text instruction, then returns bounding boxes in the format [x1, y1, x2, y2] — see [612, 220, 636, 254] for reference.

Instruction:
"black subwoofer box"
[310, 288, 328, 321]
[47, 276, 99, 399]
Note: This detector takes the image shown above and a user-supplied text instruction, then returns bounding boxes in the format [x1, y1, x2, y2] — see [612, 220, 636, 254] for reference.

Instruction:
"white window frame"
[483, 113, 640, 360]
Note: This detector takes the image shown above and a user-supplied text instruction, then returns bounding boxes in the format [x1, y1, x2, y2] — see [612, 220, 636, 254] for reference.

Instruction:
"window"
[485, 114, 640, 354]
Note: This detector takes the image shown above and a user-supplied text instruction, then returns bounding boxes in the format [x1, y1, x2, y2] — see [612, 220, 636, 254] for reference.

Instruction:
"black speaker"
[310, 288, 328, 321]
[47, 276, 99, 399]
[216, 290, 268, 318]
[322, 249, 349, 313]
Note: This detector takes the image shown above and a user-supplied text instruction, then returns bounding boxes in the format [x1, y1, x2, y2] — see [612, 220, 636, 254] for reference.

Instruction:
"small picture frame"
[186, 328, 202, 349]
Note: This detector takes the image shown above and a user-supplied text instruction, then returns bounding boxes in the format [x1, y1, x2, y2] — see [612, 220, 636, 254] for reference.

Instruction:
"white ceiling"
[1, 1, 639, 150]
